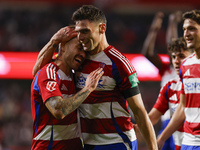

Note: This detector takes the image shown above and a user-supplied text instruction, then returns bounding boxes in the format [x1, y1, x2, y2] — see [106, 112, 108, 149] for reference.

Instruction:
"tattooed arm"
[45, 68, 104, 119]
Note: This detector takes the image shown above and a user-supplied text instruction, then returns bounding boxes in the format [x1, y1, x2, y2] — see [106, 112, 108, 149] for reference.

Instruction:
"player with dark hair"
[33, 5, 158, 150]
[157, 9, 200, 150]
[149, 37, 193, 150]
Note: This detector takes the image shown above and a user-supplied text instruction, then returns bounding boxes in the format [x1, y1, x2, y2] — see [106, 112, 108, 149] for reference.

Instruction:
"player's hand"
[50, 26, 78, 45]
[157, 136, 165, 150]
[85, 68, 104, 92]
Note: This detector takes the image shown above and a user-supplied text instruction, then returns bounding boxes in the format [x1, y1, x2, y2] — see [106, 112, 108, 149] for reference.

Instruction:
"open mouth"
[75, 56, 84, 64]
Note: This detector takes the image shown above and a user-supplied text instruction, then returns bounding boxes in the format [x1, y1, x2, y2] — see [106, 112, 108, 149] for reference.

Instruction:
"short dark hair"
[72, 5, 107, 24]
[182, 9, 200, 25]
[168, 37, 191, 54]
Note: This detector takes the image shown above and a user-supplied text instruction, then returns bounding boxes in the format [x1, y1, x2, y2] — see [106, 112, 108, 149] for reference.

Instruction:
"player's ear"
[99, 23, 106, 34]
[60, 43, 66, 52]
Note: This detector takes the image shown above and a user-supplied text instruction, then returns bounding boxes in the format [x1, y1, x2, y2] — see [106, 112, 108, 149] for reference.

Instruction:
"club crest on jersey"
[46, 81, 57, 92]
[76, 74, 104, 89]
[99, 62, 105, 69]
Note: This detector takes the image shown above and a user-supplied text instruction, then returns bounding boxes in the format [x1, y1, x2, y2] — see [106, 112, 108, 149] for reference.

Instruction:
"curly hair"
[168, 37, 189, 54]
[72, 5, 107, 24]
[182, 9, 200, 25]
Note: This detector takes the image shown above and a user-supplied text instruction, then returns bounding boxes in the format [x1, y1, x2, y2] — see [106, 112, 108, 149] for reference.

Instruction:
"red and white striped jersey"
[153, 76, 184, 148]
[31, 62, 82, 150]
[179, 53, 200, 146]
[75, 45, 139, 146]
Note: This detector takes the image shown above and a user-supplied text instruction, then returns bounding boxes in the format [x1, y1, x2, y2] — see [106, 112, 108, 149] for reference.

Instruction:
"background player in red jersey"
[148, 37, 193, 150]
[141, 10, 184, 150]
[31, 26, 104, 149]
[157, 9, 200, 150]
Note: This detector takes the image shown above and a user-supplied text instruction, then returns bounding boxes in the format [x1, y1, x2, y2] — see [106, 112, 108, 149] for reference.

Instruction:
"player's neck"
[54, 59, 71, 76]
[89, 36, 109, 55]
[195, 47, 200, 59]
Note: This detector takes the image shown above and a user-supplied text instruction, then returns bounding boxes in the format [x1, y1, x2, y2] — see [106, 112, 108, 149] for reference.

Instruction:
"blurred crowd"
[0, 5, 170, 54]
[0, 79, 32, 149]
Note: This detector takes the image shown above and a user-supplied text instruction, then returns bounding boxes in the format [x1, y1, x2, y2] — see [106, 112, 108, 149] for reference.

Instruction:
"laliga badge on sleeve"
[46, 81, 57, 92]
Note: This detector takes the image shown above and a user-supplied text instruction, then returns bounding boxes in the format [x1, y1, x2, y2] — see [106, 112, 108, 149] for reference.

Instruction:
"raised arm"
[166, 11, 182, 45]
[157, 93, 186, 150]
[141, 12, 164, 70]
[45, 67, 104, 119]
[127, 93, 158, 150]
[32, 26, 77, 76]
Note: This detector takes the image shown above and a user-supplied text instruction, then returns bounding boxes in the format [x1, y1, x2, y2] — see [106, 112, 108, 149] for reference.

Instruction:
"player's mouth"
[75, 56, 84, 64]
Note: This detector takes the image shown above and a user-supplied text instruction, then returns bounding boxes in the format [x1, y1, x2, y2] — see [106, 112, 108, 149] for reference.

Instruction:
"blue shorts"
[159, 119, 175, 150]
[84, 140, 137, 150]
[181, 145, 200, 150]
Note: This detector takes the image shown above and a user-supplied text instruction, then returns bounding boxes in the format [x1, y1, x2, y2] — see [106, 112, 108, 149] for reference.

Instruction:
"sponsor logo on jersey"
[128, 73, 139, 88]
[184, 80, 200, 93]
[46, 81, 57, 92]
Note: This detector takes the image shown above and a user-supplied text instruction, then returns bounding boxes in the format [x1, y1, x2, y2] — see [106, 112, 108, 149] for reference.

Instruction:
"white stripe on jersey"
[82, 128, 136, 145]
[185, 108, 200, 123]
[172, 130, 184, 146]
[183, 54, 200, 66]
[110, 48, 134, 72]
[79, 102, 130, 119]
[182, 132, 200, 146]
[170, 81, 182, 91]
[109, 49, 134, 73]
[34, 124, 79, 141]
[76, 73, 116, 91]
[46, 64, 51, 79]
[183, 78, 200, 94]
[46, 64, 56, 80]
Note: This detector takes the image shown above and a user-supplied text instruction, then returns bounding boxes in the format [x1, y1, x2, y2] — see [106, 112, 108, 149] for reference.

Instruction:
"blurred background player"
[157, 9, 200, 150]
[141, 11, 183, 150]
[148, 37, 193, 150]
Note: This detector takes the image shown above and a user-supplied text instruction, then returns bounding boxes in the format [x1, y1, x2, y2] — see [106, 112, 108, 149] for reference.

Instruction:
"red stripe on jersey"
[31, 138, 82, 150]
[185, 93, 200, 107]
[80, 59, 113, 77]
[184, 121, 200, 135]
[81, 117, 132, 134]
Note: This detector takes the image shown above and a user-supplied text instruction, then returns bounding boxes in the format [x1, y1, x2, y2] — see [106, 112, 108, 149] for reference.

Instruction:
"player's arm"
[141, 12, 164, 70]
[45, 67, 104, 119]
[32, 26, 77, 76]
[148, 108, 163, 125]
[157, 93, 186, 150]
[166, 11, 182, 44]
[127, 93, 158, 150]
[149, 82, 169, 125]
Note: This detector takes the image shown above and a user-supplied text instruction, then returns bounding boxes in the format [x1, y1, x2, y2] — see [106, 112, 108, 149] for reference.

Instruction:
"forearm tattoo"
[46, 89, 91, 118]
[62, 89, 91, 116]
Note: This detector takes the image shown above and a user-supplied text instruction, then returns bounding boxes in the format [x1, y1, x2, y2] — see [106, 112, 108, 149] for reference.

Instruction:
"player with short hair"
[149, 37, 193, 150]
[157, 9, 200, 150]
[32, 5, 158, 150]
